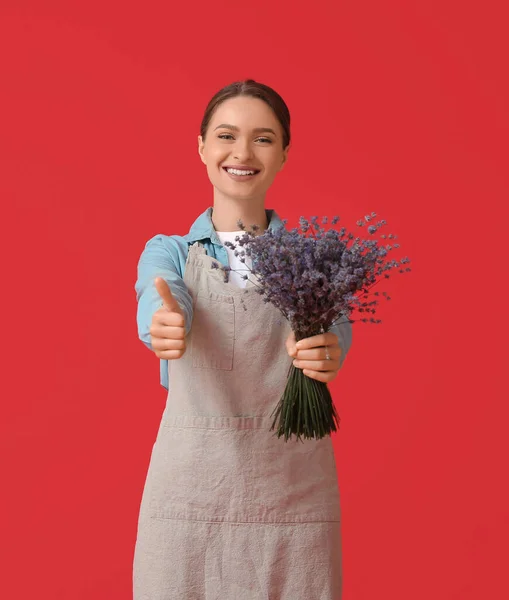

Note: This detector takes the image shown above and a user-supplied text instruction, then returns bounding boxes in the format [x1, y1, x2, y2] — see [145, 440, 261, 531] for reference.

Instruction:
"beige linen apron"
[133, 242, 343, 599]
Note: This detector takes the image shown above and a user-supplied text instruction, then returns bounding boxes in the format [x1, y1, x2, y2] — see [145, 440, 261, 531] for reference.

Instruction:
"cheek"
[265, 153, 284, 171]
[208, 146, 226, 162]
[262, 162, 281, 181]
[206, 165, 222, 183]
[204, 151, 223, 173]
[202, 144, 222, 163]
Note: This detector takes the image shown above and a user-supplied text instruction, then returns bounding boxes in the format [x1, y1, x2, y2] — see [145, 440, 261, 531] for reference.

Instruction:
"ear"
[279, 144, 290, 171]
[197, 135, 206, 165]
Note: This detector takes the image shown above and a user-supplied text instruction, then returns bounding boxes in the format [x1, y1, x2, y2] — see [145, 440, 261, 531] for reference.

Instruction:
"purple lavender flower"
[211, 213, 412, 442]
[212, 214, 411, 339]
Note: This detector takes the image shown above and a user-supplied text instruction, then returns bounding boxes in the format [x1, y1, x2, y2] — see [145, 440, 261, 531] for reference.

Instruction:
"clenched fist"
[149, 277, 187, 360]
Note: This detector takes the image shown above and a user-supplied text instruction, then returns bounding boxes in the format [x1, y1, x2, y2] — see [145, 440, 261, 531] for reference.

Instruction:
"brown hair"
[200, 79, 291, 150]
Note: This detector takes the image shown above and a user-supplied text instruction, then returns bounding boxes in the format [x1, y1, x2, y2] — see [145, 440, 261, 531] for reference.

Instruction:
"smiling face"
[198, 95, 289, 204]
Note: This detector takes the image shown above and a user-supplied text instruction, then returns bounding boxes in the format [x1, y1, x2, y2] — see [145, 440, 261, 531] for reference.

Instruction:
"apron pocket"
[191, 291, 235, 370]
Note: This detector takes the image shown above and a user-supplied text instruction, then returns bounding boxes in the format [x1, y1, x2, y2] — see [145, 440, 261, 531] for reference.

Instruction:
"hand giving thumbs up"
[149, 277, 187, 360]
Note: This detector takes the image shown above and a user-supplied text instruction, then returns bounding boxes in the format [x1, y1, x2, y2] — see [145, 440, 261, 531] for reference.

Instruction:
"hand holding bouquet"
[285, 328, 343, 384]
[211, 213, 412, 442]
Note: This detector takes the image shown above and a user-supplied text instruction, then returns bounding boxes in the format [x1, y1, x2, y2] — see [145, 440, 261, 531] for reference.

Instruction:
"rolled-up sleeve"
[134, 234, 193, 353]
[329, 313, 353, 370]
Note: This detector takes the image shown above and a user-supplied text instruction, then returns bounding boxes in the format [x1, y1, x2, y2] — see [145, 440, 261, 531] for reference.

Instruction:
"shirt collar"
[184, 206, 284, 245]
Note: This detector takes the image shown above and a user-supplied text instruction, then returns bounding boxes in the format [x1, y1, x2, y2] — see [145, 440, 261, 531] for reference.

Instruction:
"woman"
[133, 79, 352, 599]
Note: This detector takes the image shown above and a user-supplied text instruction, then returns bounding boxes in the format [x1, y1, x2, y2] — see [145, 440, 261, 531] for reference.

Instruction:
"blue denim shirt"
[135, 207, 353, 390]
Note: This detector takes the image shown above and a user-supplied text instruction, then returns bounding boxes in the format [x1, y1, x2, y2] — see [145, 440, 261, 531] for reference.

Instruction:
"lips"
[222, 166, 261, 174]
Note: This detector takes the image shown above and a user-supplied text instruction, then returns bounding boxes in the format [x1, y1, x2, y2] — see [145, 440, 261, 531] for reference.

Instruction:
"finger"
[155, 348, 187, 360]
[293, 358, 339, 372]
[294, 334, 324, 351]
[286, 330, 298, 357]
[296, 346, 341, 360]
[302, 369, 336, 383]
[151, 336, 186, 352]
[295, 332, 338, 351]
[153, 307, 186, 328]
[154, 277, 183, 315]
[150, 323, 186, 340]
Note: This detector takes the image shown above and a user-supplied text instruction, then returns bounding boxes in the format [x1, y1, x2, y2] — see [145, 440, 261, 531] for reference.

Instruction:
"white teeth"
[226, 168, 257, 176]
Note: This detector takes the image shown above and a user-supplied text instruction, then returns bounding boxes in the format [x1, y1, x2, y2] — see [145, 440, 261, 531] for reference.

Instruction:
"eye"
[217, 134, 273, 144]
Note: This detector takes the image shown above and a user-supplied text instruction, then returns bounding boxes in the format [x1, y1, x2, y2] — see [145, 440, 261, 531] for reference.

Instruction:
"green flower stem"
[270, 365, 341, 442]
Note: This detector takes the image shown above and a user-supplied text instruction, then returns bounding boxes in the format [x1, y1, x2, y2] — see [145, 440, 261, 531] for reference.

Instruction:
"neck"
[211, 197, 269, 235]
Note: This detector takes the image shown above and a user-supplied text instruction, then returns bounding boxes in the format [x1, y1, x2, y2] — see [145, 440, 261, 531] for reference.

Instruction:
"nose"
[232, 138, 255, 161]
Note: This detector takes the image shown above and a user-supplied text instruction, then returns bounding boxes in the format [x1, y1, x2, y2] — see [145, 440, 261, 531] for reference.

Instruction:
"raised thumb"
[154, 277, 183, 314]
[286, 329, 298, 357]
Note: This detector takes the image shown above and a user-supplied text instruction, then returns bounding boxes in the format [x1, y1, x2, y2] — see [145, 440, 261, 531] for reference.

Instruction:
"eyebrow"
[214, 123, 277, 136]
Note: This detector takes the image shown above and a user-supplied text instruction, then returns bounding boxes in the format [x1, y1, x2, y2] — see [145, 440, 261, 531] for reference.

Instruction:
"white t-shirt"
[215, 230, 254, 288]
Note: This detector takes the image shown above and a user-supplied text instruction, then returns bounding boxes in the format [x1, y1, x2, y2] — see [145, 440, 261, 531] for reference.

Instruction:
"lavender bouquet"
[211, 213, 411, 442]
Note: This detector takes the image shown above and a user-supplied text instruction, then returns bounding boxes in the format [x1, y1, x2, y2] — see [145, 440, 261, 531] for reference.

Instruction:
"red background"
[1, 1, 507, 598]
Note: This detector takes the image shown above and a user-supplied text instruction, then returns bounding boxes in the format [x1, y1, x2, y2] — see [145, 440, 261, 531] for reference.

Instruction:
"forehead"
[210, 96, 280, 129]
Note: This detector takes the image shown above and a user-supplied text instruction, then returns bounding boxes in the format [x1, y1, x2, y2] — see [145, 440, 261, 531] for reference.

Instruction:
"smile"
[222, 167, 260, 181]
[223, 167, 260, 175]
